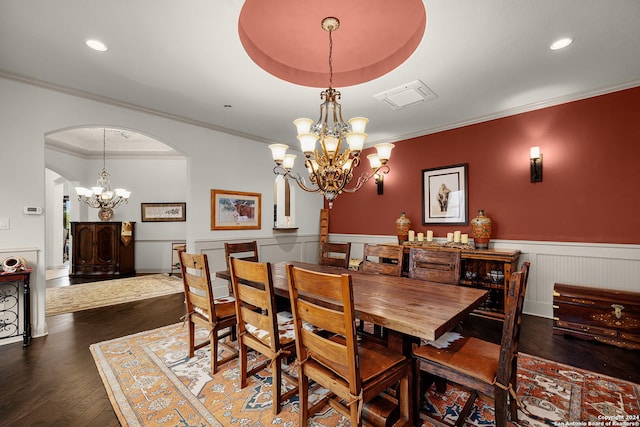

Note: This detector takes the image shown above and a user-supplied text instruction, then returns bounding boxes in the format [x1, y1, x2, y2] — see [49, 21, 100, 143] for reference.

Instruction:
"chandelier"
[269, 17, 394, 208]
[75, 128, 131, 221]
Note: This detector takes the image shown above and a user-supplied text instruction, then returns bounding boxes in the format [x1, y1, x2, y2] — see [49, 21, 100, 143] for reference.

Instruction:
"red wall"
[329, 86, 640, 244]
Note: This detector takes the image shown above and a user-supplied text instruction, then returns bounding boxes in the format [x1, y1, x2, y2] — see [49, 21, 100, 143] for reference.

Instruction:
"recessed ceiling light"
[550, 38, 573, 50]
[86, 39, 108, 52]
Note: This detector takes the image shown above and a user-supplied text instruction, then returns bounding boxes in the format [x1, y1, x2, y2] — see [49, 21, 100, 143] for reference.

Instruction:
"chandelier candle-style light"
[269, 17, 394, 208]
[75, 128, 131, 221]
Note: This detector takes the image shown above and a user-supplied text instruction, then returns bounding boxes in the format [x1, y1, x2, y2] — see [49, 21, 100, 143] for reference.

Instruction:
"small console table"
[0, 269, 32, 346]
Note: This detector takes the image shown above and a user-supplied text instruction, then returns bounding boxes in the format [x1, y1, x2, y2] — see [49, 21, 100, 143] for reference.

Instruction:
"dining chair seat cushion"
[193, 296, 236, 319]
[413, 334, 500, 385]
[244, 311, 317, 347]
[311, 335, 407, 383]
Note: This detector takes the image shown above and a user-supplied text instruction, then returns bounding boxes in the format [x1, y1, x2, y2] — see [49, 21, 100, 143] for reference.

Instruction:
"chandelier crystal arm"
[272, 165, 321, 193]
[340, 165, 390, 193]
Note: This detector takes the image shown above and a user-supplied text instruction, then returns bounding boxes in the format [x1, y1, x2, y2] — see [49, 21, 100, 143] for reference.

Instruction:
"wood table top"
[217, 261, 488, 342]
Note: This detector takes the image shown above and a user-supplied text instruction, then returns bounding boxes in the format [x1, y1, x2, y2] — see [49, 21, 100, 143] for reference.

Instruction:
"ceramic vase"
[395, 212, 411, 244]
[471, 209, 492, 249]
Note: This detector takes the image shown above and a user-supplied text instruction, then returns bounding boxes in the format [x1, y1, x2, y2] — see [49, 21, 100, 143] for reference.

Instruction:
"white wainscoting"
[331, 234, 640, 319]
[193, 234, 321, 298]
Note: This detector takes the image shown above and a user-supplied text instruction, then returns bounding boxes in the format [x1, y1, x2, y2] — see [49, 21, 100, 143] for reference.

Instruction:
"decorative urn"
[395, 212, 411, 244]
[470, 209, 492, 249]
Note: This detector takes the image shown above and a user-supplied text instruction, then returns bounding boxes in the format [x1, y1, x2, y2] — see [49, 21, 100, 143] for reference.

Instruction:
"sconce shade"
[530, 146, 541, 159]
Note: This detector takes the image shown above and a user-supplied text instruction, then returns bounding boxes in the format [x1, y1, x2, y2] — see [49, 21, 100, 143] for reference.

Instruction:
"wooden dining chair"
[362, 243, 404, 276]
[179, 251, 238, 374]
[319, 241, 352, 269]
[224, 240, 259, 269]
[412, 262, 530, 427]
[360, 243, 404, 338]
[228, 258, 298, 415]
[286, 264, 413, 427]
[408, 247, 461, 284]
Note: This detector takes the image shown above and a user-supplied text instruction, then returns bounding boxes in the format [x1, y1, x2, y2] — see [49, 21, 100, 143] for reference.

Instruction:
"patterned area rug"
[46, 274, 183, 316]
[90, 323, 640, 427]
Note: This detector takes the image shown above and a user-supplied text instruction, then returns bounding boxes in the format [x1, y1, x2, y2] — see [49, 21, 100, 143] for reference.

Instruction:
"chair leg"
[350, 401, 361, 427]
[414, 360, 423, 422]
[494, 387, 509, 427]
[188, 321, 196, 358]
[239, 342, 249, 388]
[272, 357, 282, 415]
[454, 390, 478, 427]
[211, 331, 219, 374]
[299, 372, 309, 425]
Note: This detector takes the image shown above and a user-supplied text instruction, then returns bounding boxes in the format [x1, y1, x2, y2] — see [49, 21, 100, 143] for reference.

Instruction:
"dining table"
[216, 260, 488, 353]
[216, 261, 488, 426]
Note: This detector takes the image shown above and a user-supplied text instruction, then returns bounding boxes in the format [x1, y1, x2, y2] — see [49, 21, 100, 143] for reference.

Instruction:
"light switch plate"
[0, 217, 9, 230]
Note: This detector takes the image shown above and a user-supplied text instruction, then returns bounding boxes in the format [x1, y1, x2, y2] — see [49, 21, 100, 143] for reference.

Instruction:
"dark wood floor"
[0, 275, 637, 426]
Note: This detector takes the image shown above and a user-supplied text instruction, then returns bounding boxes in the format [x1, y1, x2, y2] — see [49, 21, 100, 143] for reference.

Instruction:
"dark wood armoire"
[70, 222, 135, 278]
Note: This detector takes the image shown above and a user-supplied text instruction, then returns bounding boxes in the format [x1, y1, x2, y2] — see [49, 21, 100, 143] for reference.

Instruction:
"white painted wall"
[0, 77, 323, 342]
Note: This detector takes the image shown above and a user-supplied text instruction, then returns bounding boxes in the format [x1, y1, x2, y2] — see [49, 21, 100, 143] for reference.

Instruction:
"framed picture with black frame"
[422, 163, 468, 225]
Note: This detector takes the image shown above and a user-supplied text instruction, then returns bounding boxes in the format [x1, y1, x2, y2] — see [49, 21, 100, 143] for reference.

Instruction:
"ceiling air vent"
[374, 79, 437, 111]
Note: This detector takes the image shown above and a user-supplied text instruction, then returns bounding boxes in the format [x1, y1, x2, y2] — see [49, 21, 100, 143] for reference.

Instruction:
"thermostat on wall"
[24, 206, 43, 215]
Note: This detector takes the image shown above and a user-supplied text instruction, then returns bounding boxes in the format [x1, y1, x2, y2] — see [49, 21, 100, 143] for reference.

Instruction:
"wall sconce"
[374, 173, 384, 194]
[368, 153, 384, 194]
[530, 146, 543, 182]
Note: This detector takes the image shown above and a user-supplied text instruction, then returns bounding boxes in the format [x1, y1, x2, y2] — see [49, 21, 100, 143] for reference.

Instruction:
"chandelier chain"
[328, 28, 333, 89]
[102, 128, 107, 170]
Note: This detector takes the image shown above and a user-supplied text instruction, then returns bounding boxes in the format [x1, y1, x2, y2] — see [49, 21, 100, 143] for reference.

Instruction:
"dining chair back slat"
[408, 247, 461, 284]
[224, 241, 259, 269]
[362, 244, 404, 276]
[319, 241, 352, 269]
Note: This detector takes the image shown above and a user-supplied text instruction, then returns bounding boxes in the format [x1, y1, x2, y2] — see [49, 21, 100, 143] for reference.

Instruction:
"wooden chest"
[553, 283, 640, 350]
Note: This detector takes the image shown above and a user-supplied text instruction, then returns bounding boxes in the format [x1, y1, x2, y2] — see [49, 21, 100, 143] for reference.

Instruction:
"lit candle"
[461, 233, 469, 244]
[447, 232, 454, 242]
[408, 230, 415, 242]
[426, 230, 433, 241]
[454, 230, 461, 243]
[417, 232, 424, 242]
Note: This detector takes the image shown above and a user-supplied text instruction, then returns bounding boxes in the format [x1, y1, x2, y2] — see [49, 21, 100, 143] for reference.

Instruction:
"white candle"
[417, 232, 424, 242]
[454, 230, 461, 243]
[426, 230, 433, 241]
[461, 233, 469, 244]
[447, 232, 454, 242]
[408, 230, 415, 242]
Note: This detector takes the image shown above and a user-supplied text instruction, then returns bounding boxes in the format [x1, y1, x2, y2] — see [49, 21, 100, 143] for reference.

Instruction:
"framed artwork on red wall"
[422, 163, 468, 225]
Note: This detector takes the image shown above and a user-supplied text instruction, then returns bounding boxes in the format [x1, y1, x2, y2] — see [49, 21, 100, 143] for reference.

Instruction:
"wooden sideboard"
[553, 283, 640, 350]
[399, 244, 520, 319]
[70, 222, 135, 278]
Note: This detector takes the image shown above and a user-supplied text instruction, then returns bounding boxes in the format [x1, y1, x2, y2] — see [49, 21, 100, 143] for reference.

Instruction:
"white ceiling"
[2, 1, 640, 156]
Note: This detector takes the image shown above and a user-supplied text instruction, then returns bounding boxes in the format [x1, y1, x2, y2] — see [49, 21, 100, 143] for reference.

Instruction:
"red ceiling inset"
[238, 0, 427, 88]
